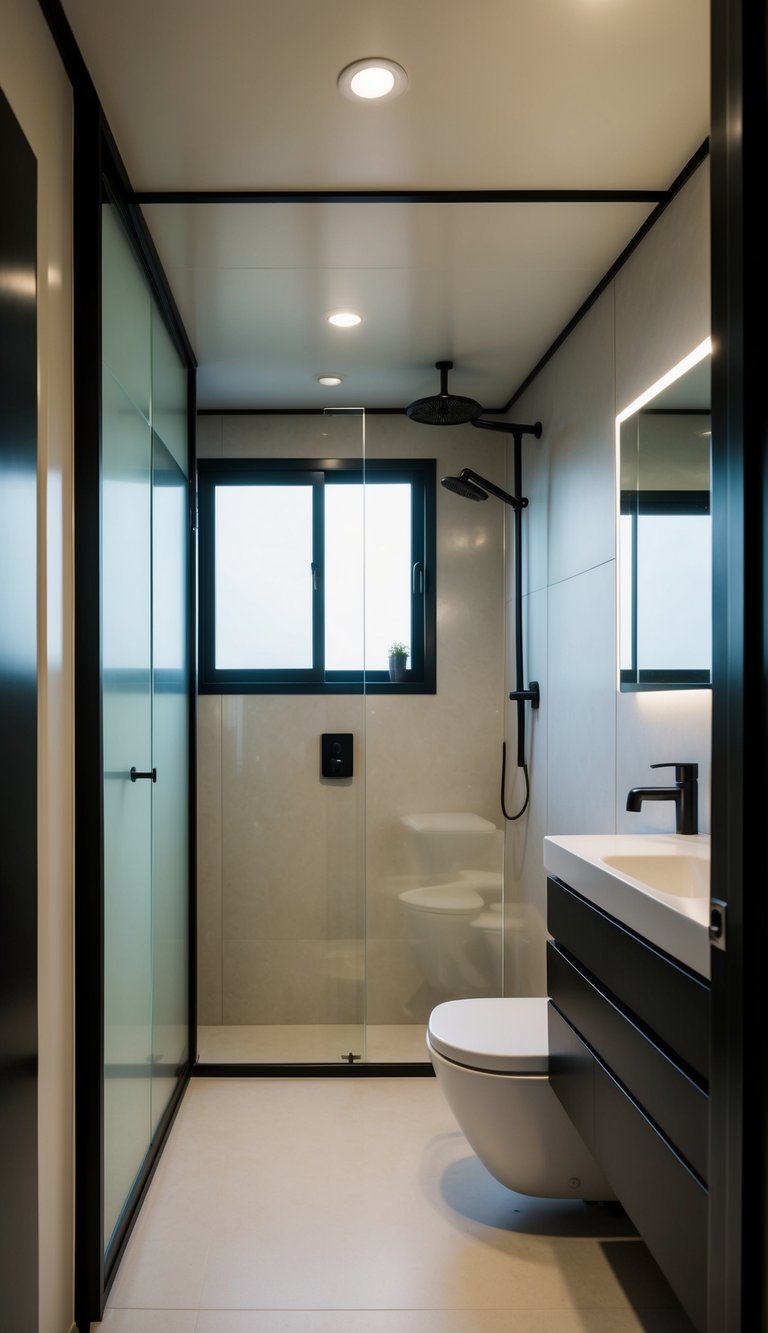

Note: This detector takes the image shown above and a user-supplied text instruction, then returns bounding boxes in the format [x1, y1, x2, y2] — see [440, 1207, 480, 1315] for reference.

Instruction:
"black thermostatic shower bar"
[439, 416, 542, 821]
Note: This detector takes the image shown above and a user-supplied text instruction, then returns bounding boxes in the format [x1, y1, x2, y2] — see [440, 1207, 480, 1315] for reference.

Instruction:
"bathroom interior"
[6, 1, 763, 1331]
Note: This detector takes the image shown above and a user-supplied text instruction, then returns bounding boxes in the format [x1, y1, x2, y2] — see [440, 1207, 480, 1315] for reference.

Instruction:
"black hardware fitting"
[626, 762, 698, 834]
[341, 1052, 361, 1063]
[321, 733, 353, 779]
[130, 767, 157, 782]
[509, 681, 540, 710]
[710, 899, 727, 951]
[650, 761, 699, 782]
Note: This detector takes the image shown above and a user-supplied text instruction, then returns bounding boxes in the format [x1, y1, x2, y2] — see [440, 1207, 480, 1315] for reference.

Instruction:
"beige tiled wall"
[503, 158, 712, 991]
[197, 413, 506, 1024]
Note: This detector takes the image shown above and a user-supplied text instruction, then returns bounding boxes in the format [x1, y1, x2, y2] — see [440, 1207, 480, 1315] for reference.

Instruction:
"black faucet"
[626, 763, 699, 834]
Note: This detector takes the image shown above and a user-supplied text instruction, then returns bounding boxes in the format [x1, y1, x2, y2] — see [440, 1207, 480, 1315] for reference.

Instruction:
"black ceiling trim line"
[499, 137, 711, 413]
[133, 188, 665, 205]
[196, 406, 509, 416]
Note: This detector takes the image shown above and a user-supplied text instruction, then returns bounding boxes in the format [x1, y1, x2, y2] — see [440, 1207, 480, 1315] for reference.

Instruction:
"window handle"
[130, 767, 157, 782]
[311, 561, 319, 591]
[412, 561, 424, 595]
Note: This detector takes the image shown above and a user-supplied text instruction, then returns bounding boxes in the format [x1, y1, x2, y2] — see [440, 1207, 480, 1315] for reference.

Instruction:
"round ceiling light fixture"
[317, 375, 343, 386]
[337, 58, 408, 102]
[327, 310, 362, 328]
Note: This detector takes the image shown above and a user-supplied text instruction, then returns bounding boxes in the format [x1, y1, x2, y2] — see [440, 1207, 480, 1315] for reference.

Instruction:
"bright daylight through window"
[197, 459, 436, 693]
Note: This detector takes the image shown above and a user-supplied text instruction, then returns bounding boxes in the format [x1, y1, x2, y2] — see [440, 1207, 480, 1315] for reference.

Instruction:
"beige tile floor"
[196, 1024, 429, 1065]
[93, 1079, 695, 1333]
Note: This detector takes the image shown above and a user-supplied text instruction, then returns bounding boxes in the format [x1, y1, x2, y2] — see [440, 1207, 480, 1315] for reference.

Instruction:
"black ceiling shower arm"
[457, 468, 527, 511]
[470, 418, 543, 440]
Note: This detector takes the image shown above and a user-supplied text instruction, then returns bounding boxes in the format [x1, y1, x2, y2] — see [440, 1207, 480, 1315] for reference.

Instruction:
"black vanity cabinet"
[546, 875, 710, 1332]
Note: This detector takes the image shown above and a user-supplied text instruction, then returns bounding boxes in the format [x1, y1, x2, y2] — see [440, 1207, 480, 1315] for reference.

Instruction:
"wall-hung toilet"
[427, 996, 615, 1200]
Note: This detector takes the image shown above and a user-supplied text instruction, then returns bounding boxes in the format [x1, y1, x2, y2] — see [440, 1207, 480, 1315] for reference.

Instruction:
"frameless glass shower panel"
[203, 410, 366, 1063]
[363, 425, 505, 1061]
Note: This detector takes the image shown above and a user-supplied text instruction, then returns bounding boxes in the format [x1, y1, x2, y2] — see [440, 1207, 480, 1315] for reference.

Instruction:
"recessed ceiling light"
[327, 311, 362, 328]
[337, 58, 408, 103]
[317, 375, 343, 386]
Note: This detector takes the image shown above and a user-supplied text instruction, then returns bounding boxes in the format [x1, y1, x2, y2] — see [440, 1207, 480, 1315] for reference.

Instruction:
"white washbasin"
[543, 833, 711, 978]
[600, 853, 709, 899]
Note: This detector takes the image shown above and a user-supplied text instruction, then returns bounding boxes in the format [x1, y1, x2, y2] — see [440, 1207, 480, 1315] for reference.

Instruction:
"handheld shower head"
[441, 468, 526, 511]
[441, 473, 488, 501]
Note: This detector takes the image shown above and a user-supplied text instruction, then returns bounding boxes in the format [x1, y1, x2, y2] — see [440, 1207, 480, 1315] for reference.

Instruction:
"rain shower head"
[406, 362, 543, 441]
[441, 468, 527, 511]
[405, 361, 483, 426]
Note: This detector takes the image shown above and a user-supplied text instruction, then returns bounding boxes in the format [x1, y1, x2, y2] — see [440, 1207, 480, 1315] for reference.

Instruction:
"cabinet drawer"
[547, 876, 710, 1079]
[549, 1005, 707, 1333]
[548, 942, 709, 1181]
[548, 1002, 598, 1152]
[596, 1059, 707, 1333]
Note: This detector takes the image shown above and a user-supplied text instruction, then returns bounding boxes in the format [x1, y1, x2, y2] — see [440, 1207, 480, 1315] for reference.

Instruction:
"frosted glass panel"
[324, 484, 363, 671]
[215, 484, 314, 669]
[325, 482, 411, 671]
[363, 483, 411, 671]
[151, 440, 189, 1132]
[101, 202, 190, 1254]
[102, 205, 151, 420]
[102, 368, 153, 1251]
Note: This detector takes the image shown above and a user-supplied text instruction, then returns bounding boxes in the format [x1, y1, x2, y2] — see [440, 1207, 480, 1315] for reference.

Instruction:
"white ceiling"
[61, 0, 710, 410]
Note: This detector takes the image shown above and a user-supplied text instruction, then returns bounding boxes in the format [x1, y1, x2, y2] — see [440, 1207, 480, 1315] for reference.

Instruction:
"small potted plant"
[388, 641, 409, 681]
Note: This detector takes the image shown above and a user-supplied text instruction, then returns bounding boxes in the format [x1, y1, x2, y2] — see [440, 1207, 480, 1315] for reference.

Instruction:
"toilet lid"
[398, 883, 484, 914]
[427, 997, 549, 1073]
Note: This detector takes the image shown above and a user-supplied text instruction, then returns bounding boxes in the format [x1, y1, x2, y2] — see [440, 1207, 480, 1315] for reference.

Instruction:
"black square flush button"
[321, 732, 353, 778]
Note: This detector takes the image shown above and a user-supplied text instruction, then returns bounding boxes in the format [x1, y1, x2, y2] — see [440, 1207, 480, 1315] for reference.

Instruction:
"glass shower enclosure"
[196, 405, 508, 1067]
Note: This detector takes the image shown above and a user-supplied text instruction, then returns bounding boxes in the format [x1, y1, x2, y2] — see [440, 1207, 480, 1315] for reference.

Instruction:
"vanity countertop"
[543, 832, 711, 979]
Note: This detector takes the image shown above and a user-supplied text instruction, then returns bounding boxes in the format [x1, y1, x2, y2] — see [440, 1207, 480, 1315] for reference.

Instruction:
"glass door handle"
[130, 767, 157, 782]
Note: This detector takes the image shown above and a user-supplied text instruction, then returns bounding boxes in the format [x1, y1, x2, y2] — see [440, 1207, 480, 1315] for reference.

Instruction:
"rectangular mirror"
[618, 344, 711, 691]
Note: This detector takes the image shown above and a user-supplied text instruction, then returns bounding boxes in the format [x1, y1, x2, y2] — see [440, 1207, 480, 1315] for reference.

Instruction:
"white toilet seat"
[427, 996, 549, 1073]
[398, 883, 484, 914]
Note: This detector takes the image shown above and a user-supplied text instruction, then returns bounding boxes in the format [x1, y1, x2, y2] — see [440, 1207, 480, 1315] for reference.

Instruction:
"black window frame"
[198, 456, 436, 694]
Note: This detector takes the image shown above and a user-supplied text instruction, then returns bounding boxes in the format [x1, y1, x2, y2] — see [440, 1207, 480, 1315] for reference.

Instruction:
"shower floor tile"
[95, 1078, 695, 1332]
[196, 1023, 428, 1065]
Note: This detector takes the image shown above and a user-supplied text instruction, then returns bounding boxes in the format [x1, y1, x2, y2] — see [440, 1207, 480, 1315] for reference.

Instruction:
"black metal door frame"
[708, 1, 768, 1328]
